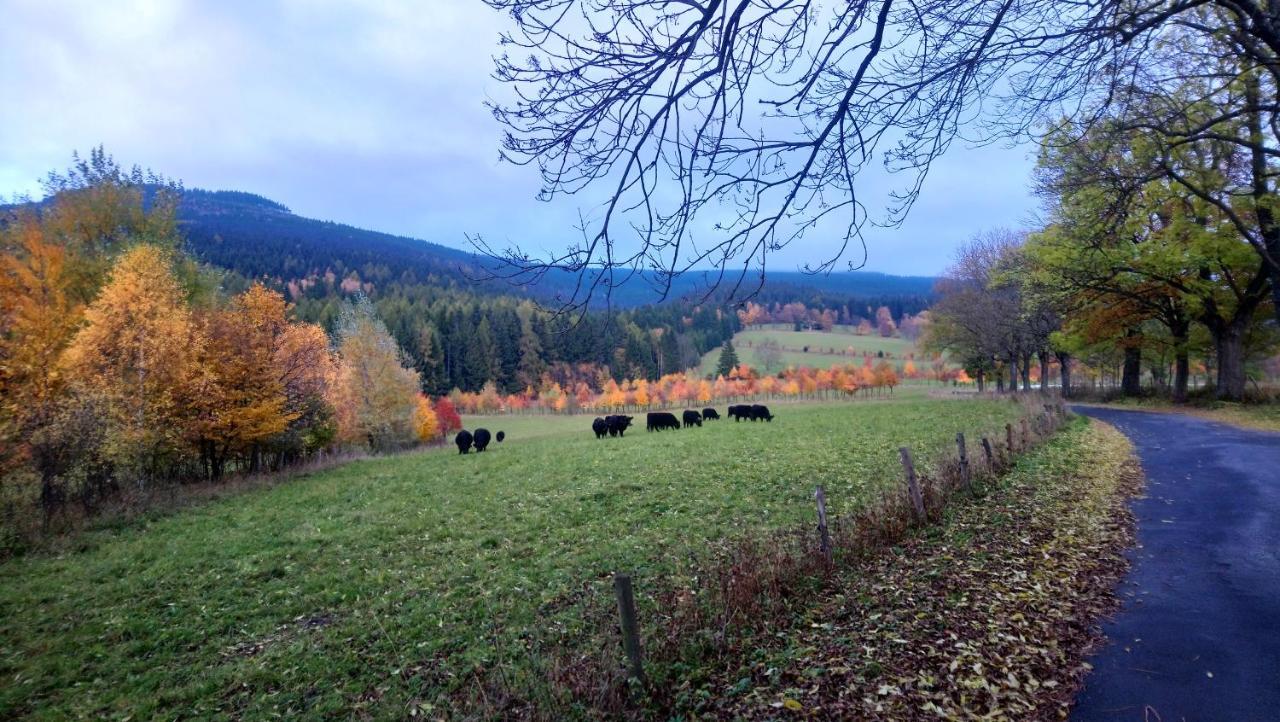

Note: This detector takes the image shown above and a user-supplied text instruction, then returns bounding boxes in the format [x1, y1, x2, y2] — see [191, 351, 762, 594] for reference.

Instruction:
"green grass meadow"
[1, 398, 1024, 719]
[699, 324, 919, 375]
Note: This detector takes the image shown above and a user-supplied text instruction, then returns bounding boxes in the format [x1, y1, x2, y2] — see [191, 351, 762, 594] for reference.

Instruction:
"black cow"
[592, 417, 608, 439]
[702, 408, 720, 420]
[749, 404, 774, 422]
[727, 404, 749, 421]
[682, 410, 702, 428]
[647, 411, 680, 431]
[496, 431, 505, 443]
[455, 430, 474, 454]
[473, 428, 492, 451]
[606, 415, 634, 437]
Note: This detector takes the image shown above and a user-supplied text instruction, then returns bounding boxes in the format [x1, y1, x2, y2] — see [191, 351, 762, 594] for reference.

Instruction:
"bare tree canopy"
[480, 0, 1279, 312]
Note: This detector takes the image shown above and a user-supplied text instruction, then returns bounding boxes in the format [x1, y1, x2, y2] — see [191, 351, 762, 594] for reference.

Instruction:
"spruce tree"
[715, 339, 739, 377]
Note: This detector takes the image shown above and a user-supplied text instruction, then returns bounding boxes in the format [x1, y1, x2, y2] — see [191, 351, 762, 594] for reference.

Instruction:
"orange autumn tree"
[413, 394, 440, 442]
[0, 217, 83, 473]
[60, 245, 202, 481]
[272, 320, 338, 462]
[190, 284, 304, 478]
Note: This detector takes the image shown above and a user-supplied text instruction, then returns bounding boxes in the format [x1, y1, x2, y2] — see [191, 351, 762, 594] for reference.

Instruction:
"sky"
[0, 0, 1039, 276]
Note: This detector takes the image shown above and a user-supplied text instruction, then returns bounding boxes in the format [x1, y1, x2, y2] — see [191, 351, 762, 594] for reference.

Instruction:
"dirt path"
[1071, 406, 1280, 721]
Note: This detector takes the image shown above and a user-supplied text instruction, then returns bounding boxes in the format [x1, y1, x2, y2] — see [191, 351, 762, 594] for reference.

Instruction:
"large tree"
[482, 1, 1280, 317]
[1031, 88, 1273, 401]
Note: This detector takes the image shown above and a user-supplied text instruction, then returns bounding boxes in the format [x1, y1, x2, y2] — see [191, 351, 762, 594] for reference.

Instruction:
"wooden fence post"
[981, 437, 994, 470]
[899, 447, 925, 522]
[1020, 418, 1030, 449]
[1005, 422, 1015, 455]
[613, 573, 646, 689]
[814, 486, 832, 562]
[956, 433, 971, 492]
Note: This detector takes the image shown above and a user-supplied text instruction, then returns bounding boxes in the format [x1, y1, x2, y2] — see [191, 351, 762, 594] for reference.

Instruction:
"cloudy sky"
[0, 0, 1038, 276]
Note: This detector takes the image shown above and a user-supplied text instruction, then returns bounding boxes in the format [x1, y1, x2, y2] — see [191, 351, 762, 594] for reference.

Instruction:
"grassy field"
[699, 324, 920, 375]
[1, 398, 1025, 719]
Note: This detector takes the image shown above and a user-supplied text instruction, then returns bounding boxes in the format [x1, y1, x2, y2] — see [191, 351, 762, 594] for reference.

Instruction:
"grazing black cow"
[606, 415, 634, 437]
[496, 431, 505, 443]
[455, 430, 474, 454]
[702, 408, 720, 420]
[682, 409, 702, 428]
[749, 404, 774, 422]
[646, 411, 680, 432]
[592, 417, 608, 439]
[727, 404, 748, 421]
[473, 428, 492, 451]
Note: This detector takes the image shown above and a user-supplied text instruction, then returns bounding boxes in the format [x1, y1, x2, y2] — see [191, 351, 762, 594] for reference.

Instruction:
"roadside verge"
[682, 418, 1143, 719]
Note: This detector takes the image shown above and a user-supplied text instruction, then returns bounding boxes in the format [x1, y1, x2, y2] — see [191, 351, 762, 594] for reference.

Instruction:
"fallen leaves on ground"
[680, 419, 1142, 721]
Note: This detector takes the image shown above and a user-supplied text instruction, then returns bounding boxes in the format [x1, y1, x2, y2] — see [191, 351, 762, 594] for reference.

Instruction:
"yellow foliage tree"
[60, 245, 201, 478]
[413, 394, 439, 442]
[329, 296, 422, 451]
[633, 378, 650, 407]
[696, 379, 712, 404]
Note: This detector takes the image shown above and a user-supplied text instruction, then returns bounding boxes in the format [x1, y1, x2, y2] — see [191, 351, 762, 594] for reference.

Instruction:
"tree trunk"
[1038, 351, 1049, 393]
[1007, 353, 1018, 394]
[1215, 326, 1248, 401]
[1244, 76, 1280, 329]
[1173, 350, 1190, 404]
[1168, 317, 1190, 403]
[1021, 351, 1032, 391]
[1121, 331, 1143, 396]
[976, 367, 985, 393]
[1056, 351, 1071, 398]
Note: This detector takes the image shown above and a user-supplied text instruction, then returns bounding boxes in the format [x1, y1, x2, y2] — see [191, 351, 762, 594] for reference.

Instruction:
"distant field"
[1, 397, 1023, 719]
[699, 324, 920, 375]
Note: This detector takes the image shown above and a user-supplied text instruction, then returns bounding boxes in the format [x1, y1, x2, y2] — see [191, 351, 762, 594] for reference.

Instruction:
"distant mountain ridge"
[175, 188, 938, 305]
[7, 186, 938, 306]
[176, 187, 492, 290]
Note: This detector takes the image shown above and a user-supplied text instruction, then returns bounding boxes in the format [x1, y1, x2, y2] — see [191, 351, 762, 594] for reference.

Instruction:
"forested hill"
[174, 188, 937, 307]
[176, 188, 497, 294]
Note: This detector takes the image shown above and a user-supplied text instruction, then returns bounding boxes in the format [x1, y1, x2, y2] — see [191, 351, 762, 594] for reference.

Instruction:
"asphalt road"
[1070, 406, 1280, 722]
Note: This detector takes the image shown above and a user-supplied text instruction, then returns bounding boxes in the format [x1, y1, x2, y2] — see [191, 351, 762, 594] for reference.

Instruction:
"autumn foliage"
[1, 153, 443, 530]
[443, 360, 910, 415]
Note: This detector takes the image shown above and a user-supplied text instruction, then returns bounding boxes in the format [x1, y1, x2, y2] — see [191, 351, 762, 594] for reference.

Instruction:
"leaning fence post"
[956, 433, 971, 492]
[613, 573, 646, 690]
[899, 447, 925, 522]
[1005, 422, 1015, 456]
[981, 437, 995, 471]
[814, 485, 832, 563]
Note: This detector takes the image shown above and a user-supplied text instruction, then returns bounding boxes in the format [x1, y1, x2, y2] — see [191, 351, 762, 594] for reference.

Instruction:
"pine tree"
[715, 340, 740, 378]
[515, 302, 546, 389]
[414, 323, 447, 396]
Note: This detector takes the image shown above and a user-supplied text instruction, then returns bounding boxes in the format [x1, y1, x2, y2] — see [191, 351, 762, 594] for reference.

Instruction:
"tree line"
[927, 37, 1280, 403]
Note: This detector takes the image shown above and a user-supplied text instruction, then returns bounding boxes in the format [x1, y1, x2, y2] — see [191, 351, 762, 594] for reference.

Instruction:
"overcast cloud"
[0, 0, 1038, 276]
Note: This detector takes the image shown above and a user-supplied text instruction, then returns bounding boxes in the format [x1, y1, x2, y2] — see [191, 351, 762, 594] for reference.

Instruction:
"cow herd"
[454, 403, 777, 454]
[455, 428, 505, 454]
[593, 404, 775, 439]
